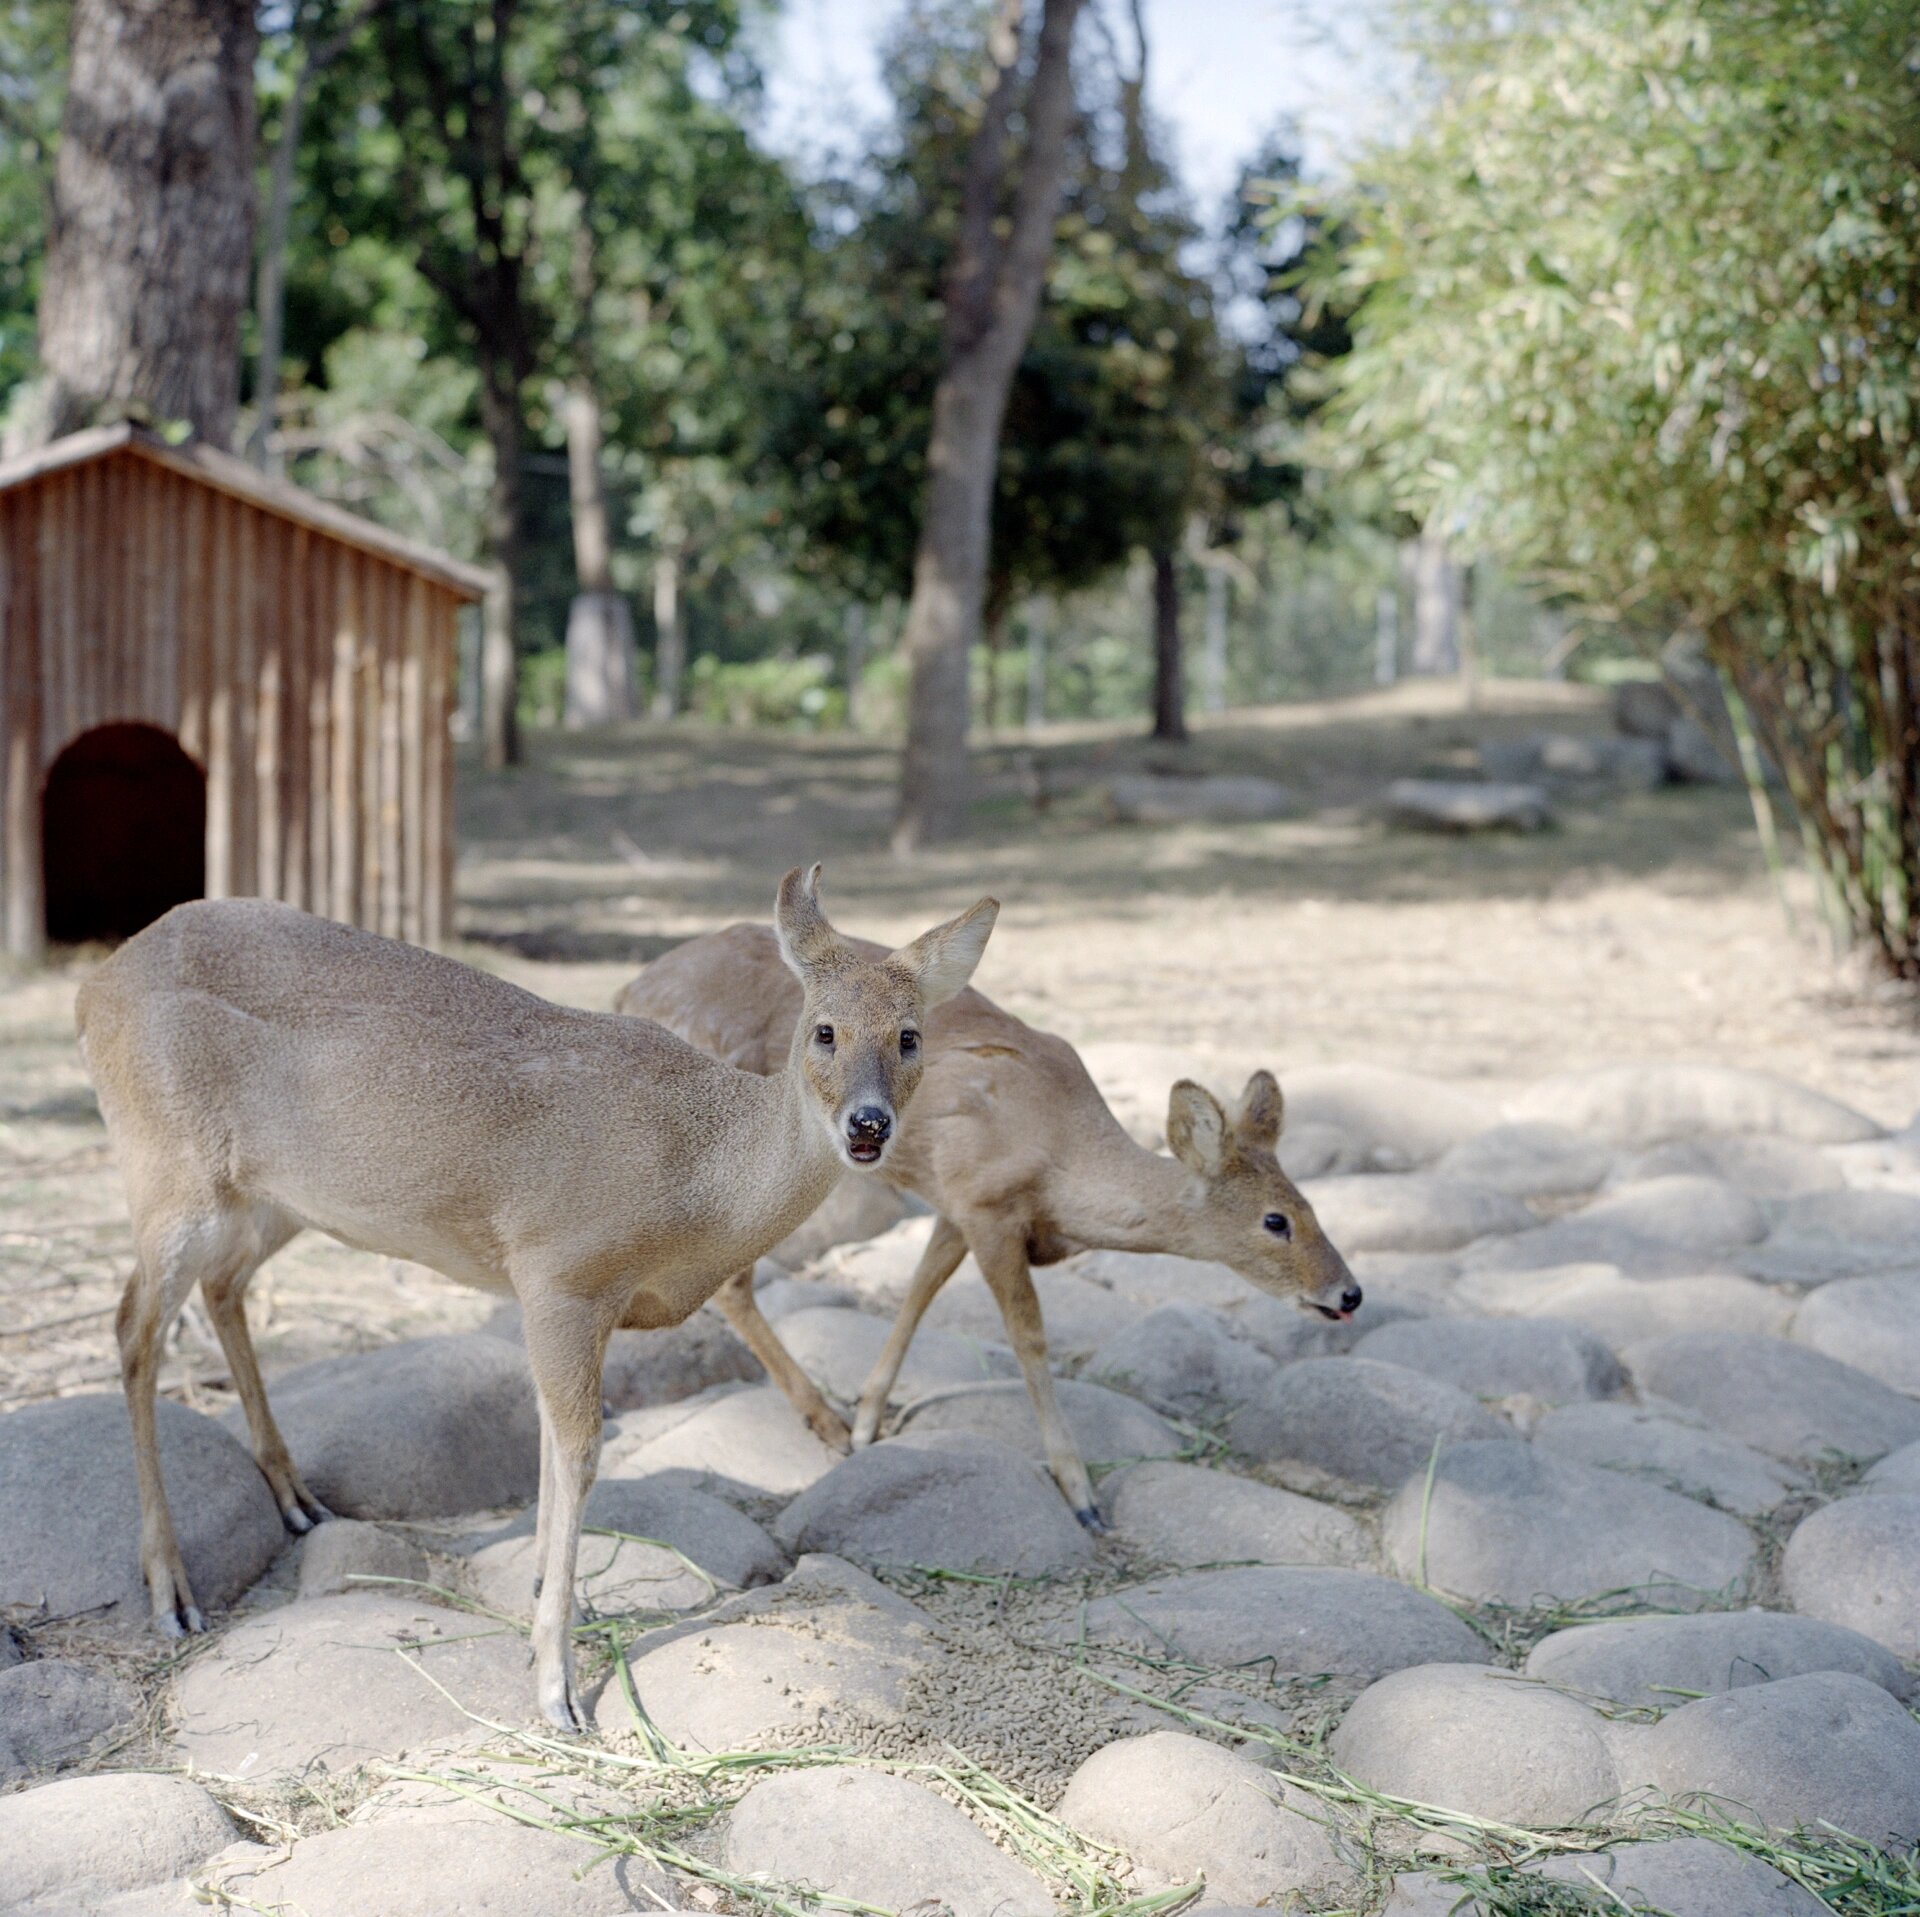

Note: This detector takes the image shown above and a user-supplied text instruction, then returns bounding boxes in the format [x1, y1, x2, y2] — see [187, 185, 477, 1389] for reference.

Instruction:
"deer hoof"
[540, 1683, 585, 1735]
[1072, 1506, 1108, 1536]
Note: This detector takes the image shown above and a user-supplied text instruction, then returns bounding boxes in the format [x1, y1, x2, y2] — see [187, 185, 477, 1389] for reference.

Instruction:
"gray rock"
[599, 1385, 845, 1504]
[490, 1300, 762, 1411]
[1864, 1438, 1920, 1493]
[1780, 1493, 1920, 1658]
[1528, 1837, 1826, 1916]
[1381, 1440, 1757, 1608]
[1069, 1566, 1490, 1679]
[1457, 1216, 1717, 1280]
[1435, 1123, 1613, 1200]
[1086, 1304, 1281, 1420]
[1298, 1173, 1535, 1254]
[1057, 1731, 1357, 1906]
[0, 1774, 236, 1913]
[1454, 1265, 1796, 1346]
[1387, 778, 1550, 832]
[896, 1379, 1180, 1466]
[1532, 1402, 1803, 1518]
[209, 1807, 677, 1917]
[1105, 772, 1298, 823]
[1578, 1174, 1769, 1250]
[466, 1529, 719, 1620]
[0, 1393, 284, 1628]
[1624, 1332, 1920, 1463]
[754, 1272, 859, 1321]
[809, 1216, 943, 1310]
[775, 1305, 1010, 1404]
[1743, 1191, 1920, 1282]
[1480, 731, 1668, 790]
[1506, 1065, 1881, 1148]
[1063, 1248, 1250, 1313]
[232, 1334, 541, 1519]
[768, 1172, 921, 1269]
[1633, 1672, 1920, 1843]
[173, 1593, 536, 1777]
[297, 1518, 432, 1600]
[1283, 1064, 1502, 1166]
[1329, 1663, 1621, 1827]
[0, 1659, 139, 1782]
[1614, 677, 1681, 740]
[1105, 1460, 1371, 1568]
[1610, 1133, 1844, 1199]
[725, 1766, 1050, 1917]
[1524, 1611, 1912, 1710]
[773, 1436, 1096, 1575]
[1353, 1316, 1623, 1404]
[1226, 1356, 1509, 1490]
[1791, 1274, 1920, 1393]
[925, 1267, 1146, 1359]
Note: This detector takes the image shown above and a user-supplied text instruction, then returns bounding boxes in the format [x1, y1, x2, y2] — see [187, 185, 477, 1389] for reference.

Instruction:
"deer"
[76, 866, 996, 1731]
[616, 922, 1360, 1530]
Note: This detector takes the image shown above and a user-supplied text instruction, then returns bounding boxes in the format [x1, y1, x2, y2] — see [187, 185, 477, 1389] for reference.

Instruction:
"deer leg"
[200, 1211, 327, 1534]
[849, 1216, 969, 1448]
[711, 1267, 851, 1452]
[972, 1231, 1103, 1531]
[522, 1291, 618, 1732]
[531, 1395, 557, 1603]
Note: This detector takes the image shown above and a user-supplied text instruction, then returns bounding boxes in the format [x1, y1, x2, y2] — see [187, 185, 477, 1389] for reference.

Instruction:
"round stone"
[1780, 1493, 1920, 1657]
[1353, 1315, 1623, 1403]
[1104, 1459, 1370, 1568]
[1790, 1274, 1920, 1394]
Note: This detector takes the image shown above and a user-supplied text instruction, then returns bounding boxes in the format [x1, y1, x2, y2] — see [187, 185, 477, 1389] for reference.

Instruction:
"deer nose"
[1340, 1283, 1363, 1315]
[848, 1105, 892, 1142]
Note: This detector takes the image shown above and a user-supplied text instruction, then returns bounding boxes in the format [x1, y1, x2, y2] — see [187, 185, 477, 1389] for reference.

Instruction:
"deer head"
[775, 863, 998, 1173]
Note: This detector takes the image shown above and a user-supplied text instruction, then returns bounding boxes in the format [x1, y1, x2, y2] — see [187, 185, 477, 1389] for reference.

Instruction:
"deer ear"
[896, 897, 999, 1008]
[1167, 1080, 1229, 1178]
[774, 863, 840, 979]
[1235, 1070, 1284, 1152]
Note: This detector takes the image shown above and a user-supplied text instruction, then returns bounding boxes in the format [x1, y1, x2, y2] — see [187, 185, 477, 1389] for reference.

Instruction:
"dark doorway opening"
[42, 724, 206, 944]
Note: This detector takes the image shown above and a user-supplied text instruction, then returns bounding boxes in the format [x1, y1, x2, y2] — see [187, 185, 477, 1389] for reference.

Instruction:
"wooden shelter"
[0, 423, 489, 960]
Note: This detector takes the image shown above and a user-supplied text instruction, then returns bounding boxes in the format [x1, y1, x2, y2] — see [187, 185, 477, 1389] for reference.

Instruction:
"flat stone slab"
[773, 1435, 1096, 1575]
[1524, 1611, 1912, 1709]
[1057, 1731, 1357, 1906]
[1067, 1566, 1490, 1680]
[1532, 1401, 1803, 1518]
[1791, 1274, 1920, 1394]
[1780, 1493, 1920, 1658]
[1226, 1356, 1509, 1490]
[232, 1333, 541, 1519]
[173, 1593, 536, 1779]
[726, 1766, 1051, 1917]
[1506, 1064, 1880, 1147]
[0, 1773, 236, 1913]
[1380, 1439, 1757, 1608]
[1086, 1303, 1282, 1421]
[1454, 1265, 1796, 1347]
[1298, 1173, 1534, 1254]
[1434, 1123, 1613, 1200]
[1353, 1315, 1623, 1403]
[895, 1379, 1179, 1466]
[0, 1658, 141, 1784]
[0, 1393, 285, 1628]
[774, 1305, 1010, 1404]
[1386, 777, 1549, 832]
[1624, 1332, 1920, 1463]
[600, 1385, 845, 1504]
[1104, 1459, 1371, 1569]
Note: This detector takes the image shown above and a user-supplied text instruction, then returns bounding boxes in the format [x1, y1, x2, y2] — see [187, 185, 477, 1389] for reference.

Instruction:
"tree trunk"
[1374, 586, 1398, 685]
[1410, 523, 1463, 677]
[478, 373, 523, 769]
[844, 602, 869, 730]
[651, 539, 686, 721]
[892, 0, 1086, 855]
[1151, 549, 1187, 742]
[1201, 566, 1229, 713]
[1025, 598, 1048, 730]
[246, 45, 306, 471]
[21, 0, 257, 453]
[561, 382, 635, 727]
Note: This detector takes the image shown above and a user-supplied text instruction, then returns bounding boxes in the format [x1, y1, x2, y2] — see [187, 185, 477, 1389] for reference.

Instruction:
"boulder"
[1743, 1191, 1920, 1283]
[1506, 1065, 1880, 1148]
[230, 1334, 540, 1519]
[1531, 1401, 1803, 1518]
[754, 1273, 859, 1321]
[1104, 1460, 1371, 1569]
[1609, 1132, 1843, 1199]
[1329, 1663, 1621, 1828]
[1086, 1304, 1281, 1421]
[598, 1385, 845, 1504]
[1280, 1064, 1502, 1167]
[1454, 1265, 1796, 1347]
[1057, 1732, 1356, 1906]
[1069, 1566, 1490, 1679]
[1479, 731, 1668, 791]
[1298, 1174, 1534, 1254]
[1226, 1357, 1509, 1490]
[774, 1305, 1010, 1405]
[0, 1659, 140, 1783]
[1456, 1217, 1715, 1280]
[809, 1215, 941, 1310]
[1063, 1248, 1249, 1314]
[296, 1518, 432, 1600]
[0, 1392, 284, 1627]
[1104, 773, 1298, 823]
[767, 1172, 921, 1269]
[924, 1267, 1146, 1359]
[1434, 1123, 1613, 1201]
[1780, 1493, 1920, 1658]
[1353, 1316, 1623, 1404]
[1386, 778, 1550, 833]
[0, 1774, 236, 1913]
[1790, 1274, 1920, 1393]
[1577, 1174, 1768, 1251]
[1380, 1440, 1757, 1609]
[1632, 1672, 1920, 1843]
[1525, 1610, 1912, 1710]
[896, 1379, 1180, 1467]
[490, 1300, 761, 1411]
[772, 1436, 1096, 1575]
[1864, 1439, 1920, 1493]
[1526, 1837, 1827, 1916]
[1623, 1332, 1920, 1463]
[1613, 676, 1680, 740]
[725, 1767, 1051, 1917]
[173, 1593, 536, 1778]
[466, 1529, 720, 1620]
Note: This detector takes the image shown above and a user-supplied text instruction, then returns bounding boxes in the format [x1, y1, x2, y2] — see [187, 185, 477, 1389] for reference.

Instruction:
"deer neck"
[1049, 1126, 1199, 1256]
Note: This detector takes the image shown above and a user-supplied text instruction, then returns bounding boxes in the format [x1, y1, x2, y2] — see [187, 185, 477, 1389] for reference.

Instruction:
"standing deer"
[617, 923, 1359, 1529]
[78, 867, 996, 1729]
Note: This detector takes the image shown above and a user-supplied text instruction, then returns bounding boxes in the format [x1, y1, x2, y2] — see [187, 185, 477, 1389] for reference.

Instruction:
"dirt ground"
[5, 677, 1919, 1412]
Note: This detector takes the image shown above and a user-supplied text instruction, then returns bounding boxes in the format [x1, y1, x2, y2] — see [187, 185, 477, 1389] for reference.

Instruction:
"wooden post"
[3, 500, 44, 959]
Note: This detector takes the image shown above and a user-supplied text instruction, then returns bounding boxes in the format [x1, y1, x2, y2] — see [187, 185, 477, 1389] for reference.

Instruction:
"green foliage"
[0, 0, 64, 416]
[1325, 0, 1920, 968]
[684, 652, 843, 730]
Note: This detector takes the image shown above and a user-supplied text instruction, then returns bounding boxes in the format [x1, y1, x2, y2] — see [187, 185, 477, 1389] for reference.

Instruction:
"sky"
[758, 0, 1396, 226]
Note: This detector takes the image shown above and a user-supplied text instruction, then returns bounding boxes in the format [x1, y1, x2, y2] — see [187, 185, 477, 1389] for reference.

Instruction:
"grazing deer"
[617, 924, 1359, 1529]
[77, 867, 996, 1729]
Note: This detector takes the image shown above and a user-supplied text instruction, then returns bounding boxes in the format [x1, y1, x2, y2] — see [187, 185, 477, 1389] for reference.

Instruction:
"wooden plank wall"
[0, 448, 458, 955]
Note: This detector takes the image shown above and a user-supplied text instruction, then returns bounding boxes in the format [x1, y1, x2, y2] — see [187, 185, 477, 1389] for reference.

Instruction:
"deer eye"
[900, 1030, 920, 1055]
[814, 1024, 835, 1047]
[1263, 1212, 1293, 1240]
